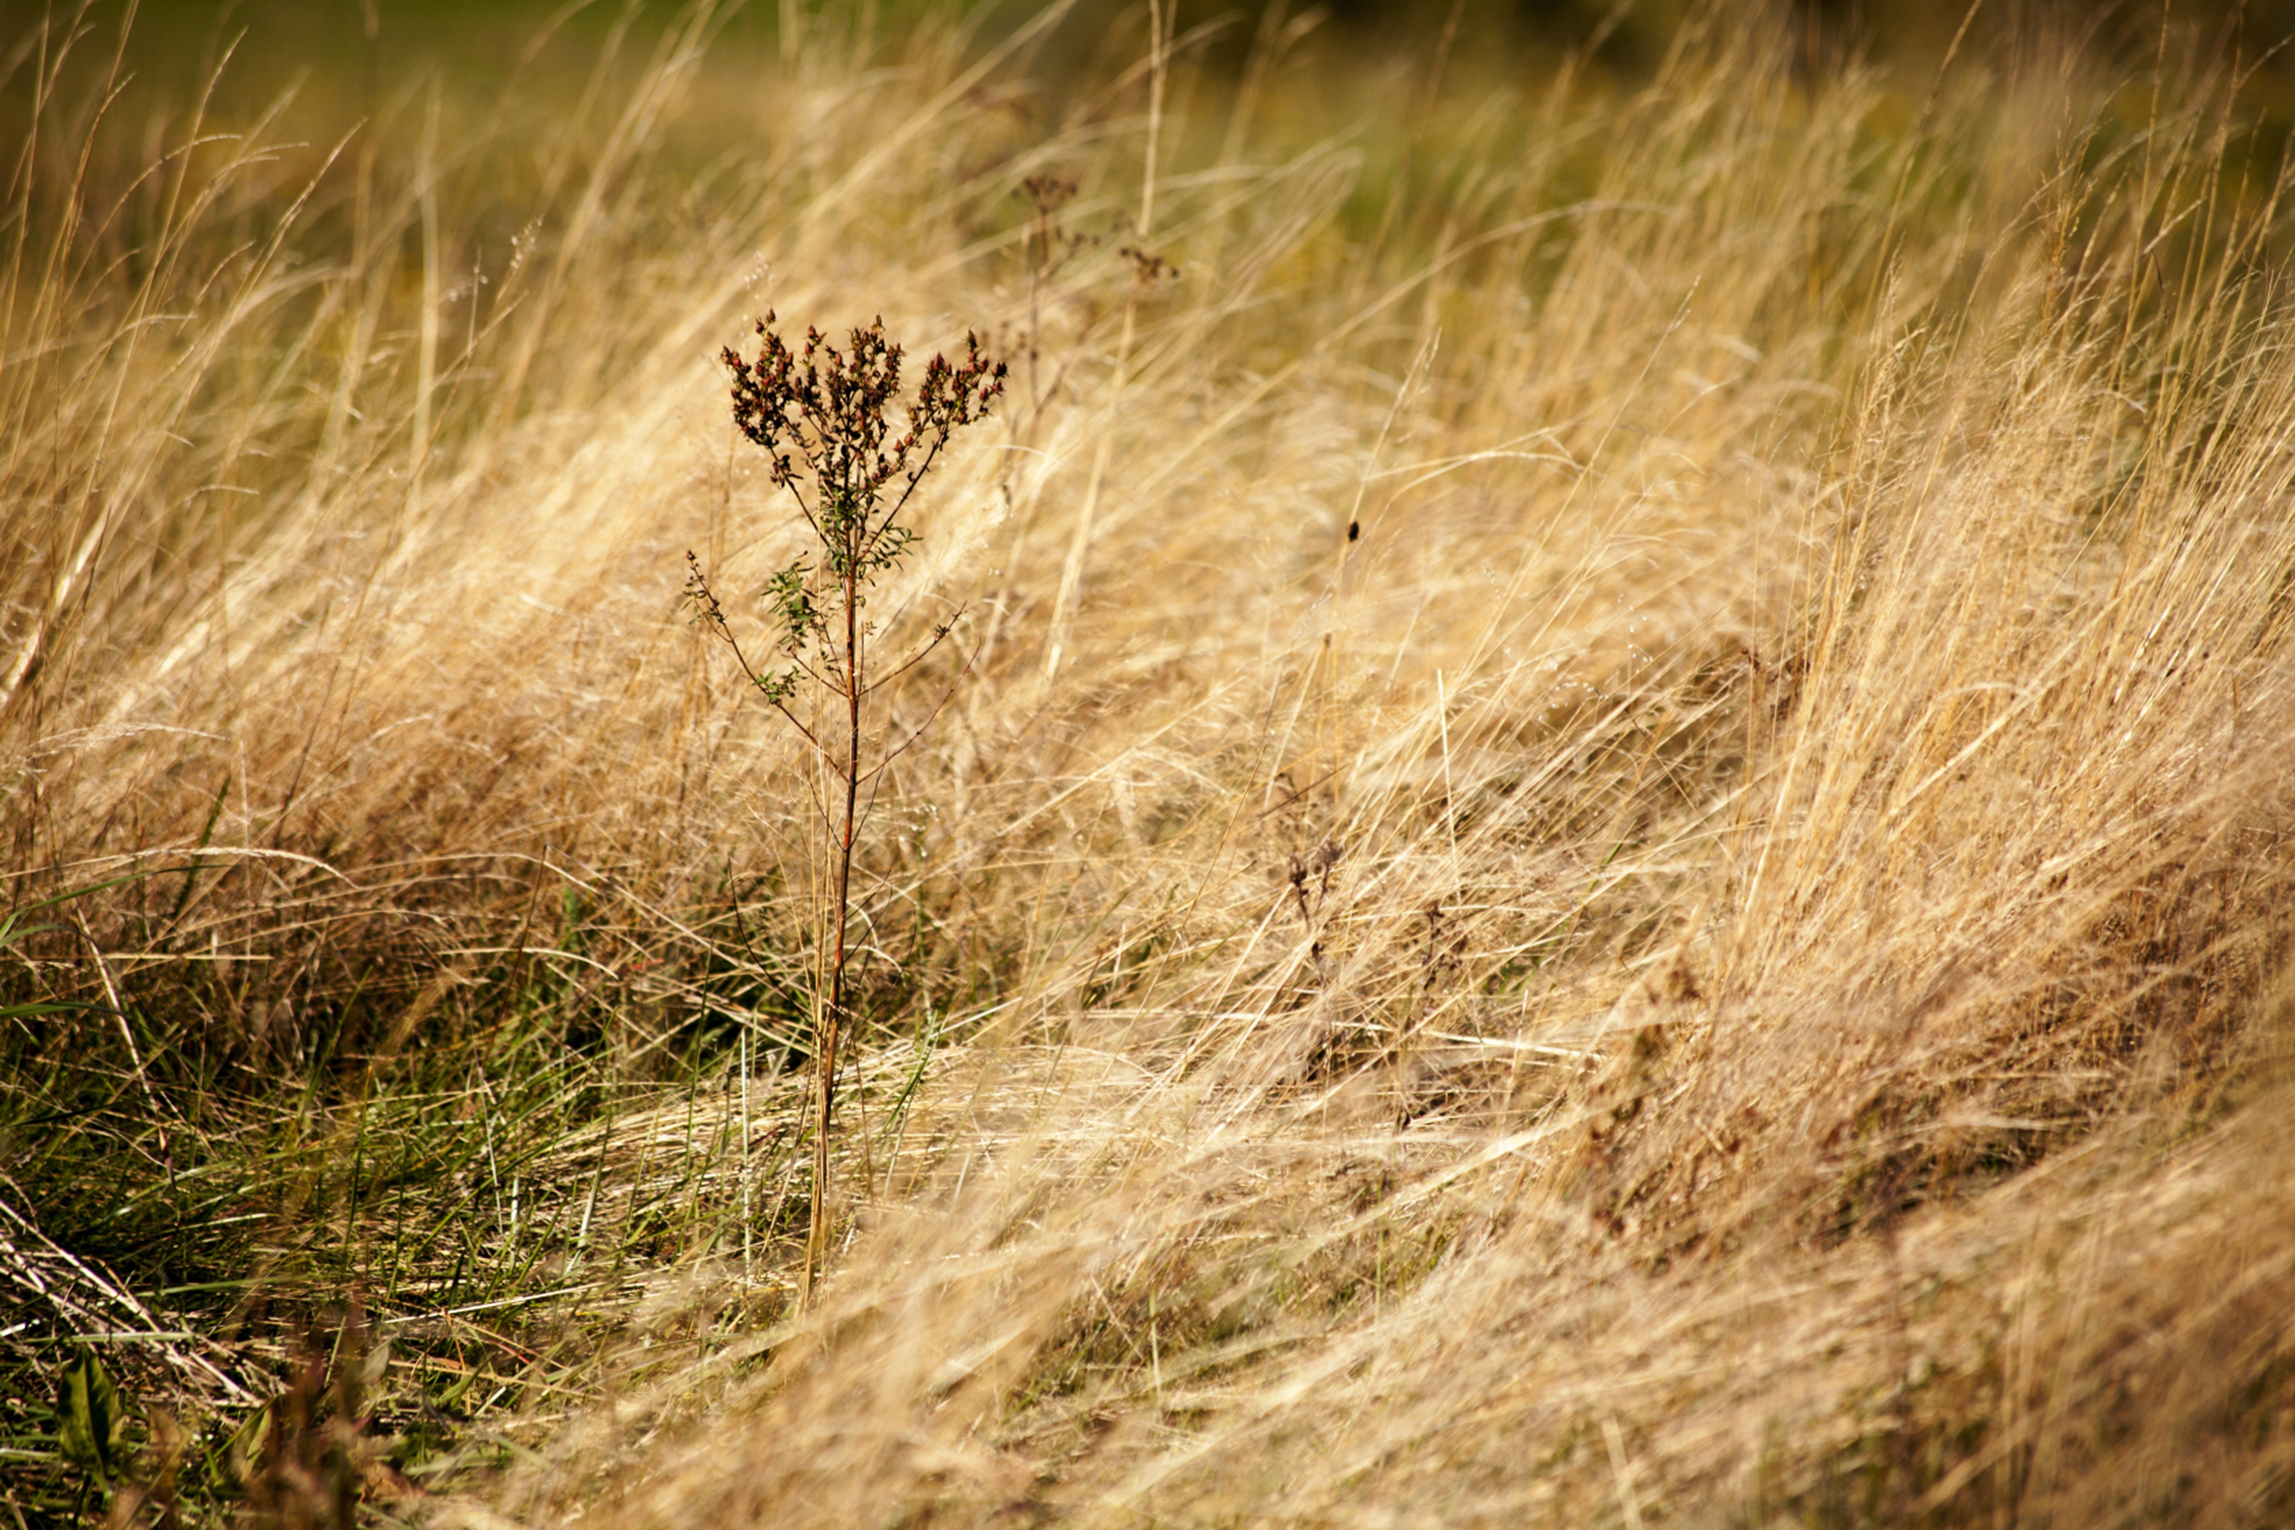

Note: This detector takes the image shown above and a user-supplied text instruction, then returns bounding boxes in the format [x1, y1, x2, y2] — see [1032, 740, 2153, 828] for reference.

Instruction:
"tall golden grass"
[5, 0, 2295, 1523]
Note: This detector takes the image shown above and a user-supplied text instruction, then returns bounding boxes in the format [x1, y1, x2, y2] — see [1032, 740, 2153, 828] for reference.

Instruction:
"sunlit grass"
[5, 0, 2295, 1523]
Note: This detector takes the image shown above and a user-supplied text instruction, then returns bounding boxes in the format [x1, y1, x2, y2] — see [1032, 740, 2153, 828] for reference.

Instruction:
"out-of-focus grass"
[5, 0, 2295, 1524]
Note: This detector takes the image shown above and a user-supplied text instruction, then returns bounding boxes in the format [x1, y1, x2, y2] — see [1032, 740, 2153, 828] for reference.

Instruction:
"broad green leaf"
[55, 1347, 130, 1486]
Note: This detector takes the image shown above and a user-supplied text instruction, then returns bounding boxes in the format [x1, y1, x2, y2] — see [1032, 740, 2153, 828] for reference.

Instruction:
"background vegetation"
[7, 0, 2295, 1523]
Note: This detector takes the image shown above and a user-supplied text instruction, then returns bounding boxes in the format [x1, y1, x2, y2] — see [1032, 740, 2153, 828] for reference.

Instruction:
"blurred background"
[22, 0, 2295, 237]
[50, 0, 2295, 105]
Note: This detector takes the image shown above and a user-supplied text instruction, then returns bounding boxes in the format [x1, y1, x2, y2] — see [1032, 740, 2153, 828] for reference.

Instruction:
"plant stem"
[803, 524, 867, 1306]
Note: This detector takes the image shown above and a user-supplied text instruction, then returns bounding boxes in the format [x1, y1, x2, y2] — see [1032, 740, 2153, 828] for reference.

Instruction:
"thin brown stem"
[803, 550, 866, 1306]
[862, 611, 962, 698]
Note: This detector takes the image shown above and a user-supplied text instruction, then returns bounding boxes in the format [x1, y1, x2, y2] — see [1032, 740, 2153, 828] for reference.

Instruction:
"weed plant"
[4, 0, 2295, 1525]
[687, 313, 1004, 1304]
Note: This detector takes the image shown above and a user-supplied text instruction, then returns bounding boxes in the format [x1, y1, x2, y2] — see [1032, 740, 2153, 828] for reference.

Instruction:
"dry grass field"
[7, 0, 2295, 1523]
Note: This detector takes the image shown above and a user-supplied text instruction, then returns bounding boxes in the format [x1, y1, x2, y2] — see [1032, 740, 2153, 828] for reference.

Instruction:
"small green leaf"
[0, 1000, 88, 1020]
[56, 1347, 131, 1486]
[211, 1400, 273, 1492]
